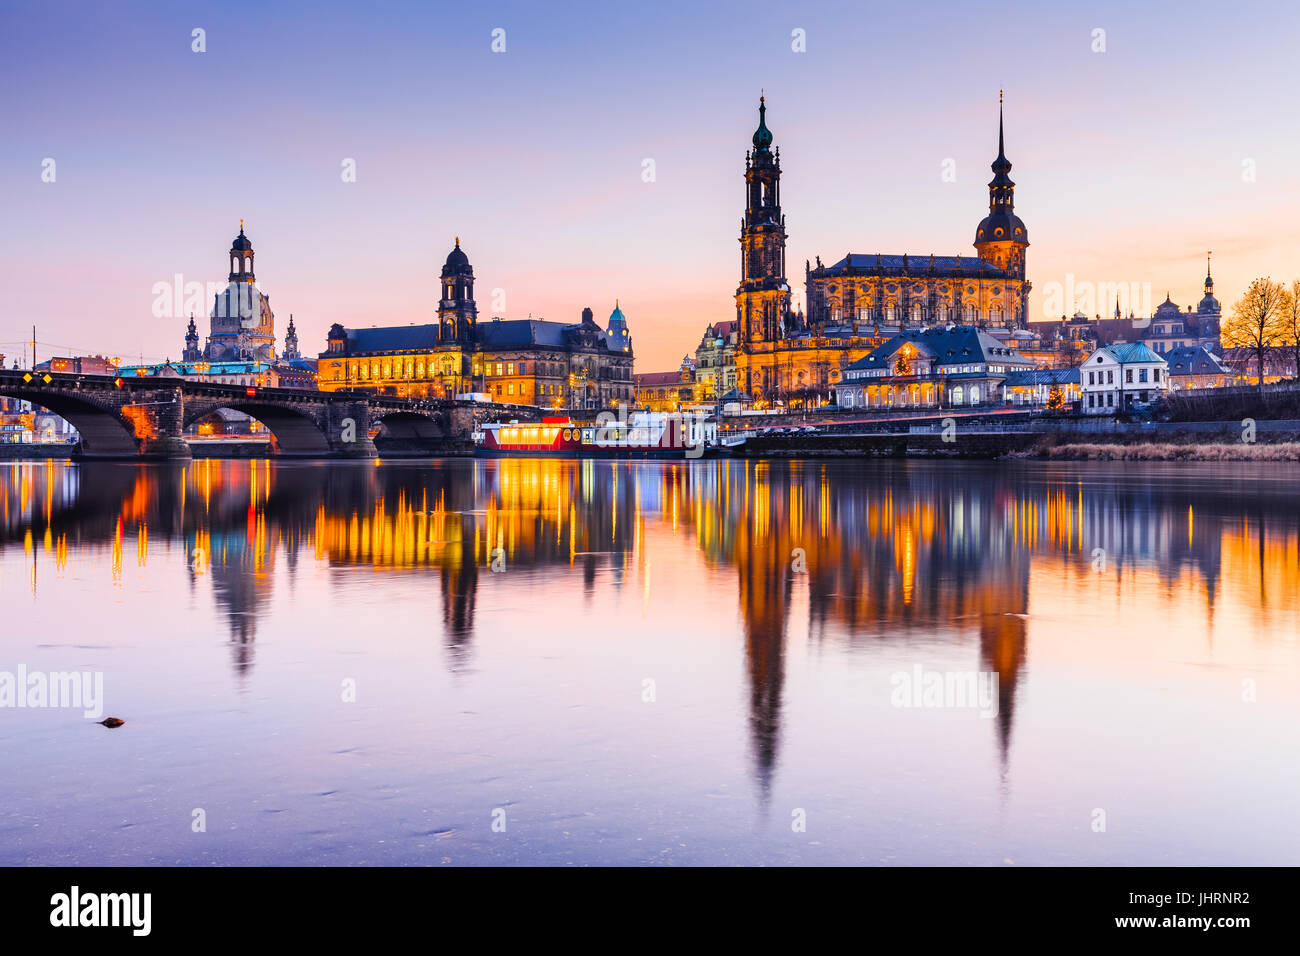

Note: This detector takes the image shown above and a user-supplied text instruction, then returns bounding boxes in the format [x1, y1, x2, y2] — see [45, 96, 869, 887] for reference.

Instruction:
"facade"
[317, 241, 635, 410]
[1079, 343, 1168, 414]
[1164, 345, 1231, 389]
[694, 321, 738, 399]
[837, 326, 1036, 410]
[733, 95, 1031, 403]
[634, 357, 697, 411]
[1002, 367, 1082, 407]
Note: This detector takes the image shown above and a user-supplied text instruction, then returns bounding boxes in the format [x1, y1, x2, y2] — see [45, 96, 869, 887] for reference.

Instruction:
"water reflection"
[3, 457, 1299, 803]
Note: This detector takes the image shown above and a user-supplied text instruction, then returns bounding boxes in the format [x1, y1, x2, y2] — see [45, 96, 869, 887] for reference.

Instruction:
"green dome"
[752, 97, 773, 151]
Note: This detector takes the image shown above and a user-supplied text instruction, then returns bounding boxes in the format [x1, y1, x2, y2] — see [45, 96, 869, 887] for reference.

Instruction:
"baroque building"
[733, 95, 1032, 402]
[317, 240, 635, 409]
[183, 222, 277, 363]
[693, 321, 738, 400]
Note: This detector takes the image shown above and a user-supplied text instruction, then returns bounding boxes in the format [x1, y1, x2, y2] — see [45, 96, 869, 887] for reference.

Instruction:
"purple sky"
[4, 0, 1299, 372]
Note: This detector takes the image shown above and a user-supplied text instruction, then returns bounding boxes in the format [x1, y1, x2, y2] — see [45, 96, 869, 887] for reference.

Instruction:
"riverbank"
[1010, 441, 1300, 461]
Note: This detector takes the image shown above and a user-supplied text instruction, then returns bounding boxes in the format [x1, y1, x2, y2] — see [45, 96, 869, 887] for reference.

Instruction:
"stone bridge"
[0, 370, 540, 459]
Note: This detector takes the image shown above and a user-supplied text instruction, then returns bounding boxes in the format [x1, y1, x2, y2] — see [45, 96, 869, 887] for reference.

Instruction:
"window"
[970, 386, 980, 404]
[518, 361, 526, 375]
[1107, 370, 1114, 384]
[1125, 369, 1133, 383]
[507, 362, 514, 375]
[1154, 368, 1161, 382]
[496, 362, 503, 376]
[1107, 393, 1114, 407]
[1088, 371, 1095, 385]
[507, 383, 515, 396]
[1139, 368, 1148, 383]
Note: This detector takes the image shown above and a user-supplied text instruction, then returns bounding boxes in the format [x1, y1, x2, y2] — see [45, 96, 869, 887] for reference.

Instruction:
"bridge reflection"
[3, 458, 1299, 789]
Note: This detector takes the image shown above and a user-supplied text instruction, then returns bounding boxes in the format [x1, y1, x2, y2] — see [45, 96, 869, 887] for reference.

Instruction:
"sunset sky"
[4, 0, 1299, 372]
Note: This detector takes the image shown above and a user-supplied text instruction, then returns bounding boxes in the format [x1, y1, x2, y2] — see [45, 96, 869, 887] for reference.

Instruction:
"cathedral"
[734, 95, 1032, 401]
[182, 222, 280, 363]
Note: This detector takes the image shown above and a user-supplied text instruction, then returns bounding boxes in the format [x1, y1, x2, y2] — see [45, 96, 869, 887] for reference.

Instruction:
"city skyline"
[5, 0, 1300, 373]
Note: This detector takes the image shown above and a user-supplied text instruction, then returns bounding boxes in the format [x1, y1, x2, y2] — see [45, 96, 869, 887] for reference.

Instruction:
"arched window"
[970, 386, 980, 404]
[952, 386, 964, 405]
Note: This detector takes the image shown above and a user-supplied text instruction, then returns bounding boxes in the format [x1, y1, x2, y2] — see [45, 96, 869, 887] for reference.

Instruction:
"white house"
[1079, 343, 1168, 415]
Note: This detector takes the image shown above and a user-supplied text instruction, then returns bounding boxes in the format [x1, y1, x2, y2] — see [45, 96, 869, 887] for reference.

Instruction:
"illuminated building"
[733, 95, 1032, 403]
[634, 356, 697, 411]
[317, 241, 635, 409]
[836, 326, 1036, 409]
[1001, 367, 1082, 406]
[177, 224, 316, 384]
[1163, 346, 1231, 389]
[693, 321, 738, 399]
[1079, 342, 1168, 414]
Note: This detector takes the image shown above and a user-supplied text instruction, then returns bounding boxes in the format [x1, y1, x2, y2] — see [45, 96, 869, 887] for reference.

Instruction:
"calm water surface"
[1, 457, 1298, 865]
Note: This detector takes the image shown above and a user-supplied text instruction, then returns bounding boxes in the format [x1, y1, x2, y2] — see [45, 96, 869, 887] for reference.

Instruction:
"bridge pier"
[322, 401, 377, 459]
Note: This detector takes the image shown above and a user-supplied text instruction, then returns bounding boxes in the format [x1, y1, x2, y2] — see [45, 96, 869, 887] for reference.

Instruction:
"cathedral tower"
[182, 314, 201, 362]
[973, 93, 1028, 280]
[437, 238, 477, 344]
[283, 314, 301, 361]
[735, 96, 791, 345]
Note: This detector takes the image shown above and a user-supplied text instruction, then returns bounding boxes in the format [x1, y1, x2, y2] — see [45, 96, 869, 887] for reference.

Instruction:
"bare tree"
[1223, 278, 1287, 387]
[1278, 280, 1300, 381]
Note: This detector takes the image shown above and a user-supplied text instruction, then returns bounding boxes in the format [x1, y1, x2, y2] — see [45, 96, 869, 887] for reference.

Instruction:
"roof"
[321, 319, 613, 354]
[1096, 342, 1166, 365]
[846, 326, 1033, 372]
[476, 319, 575, 349]
[819, 254, 1008, 277]
[1003, 367, 1081, 387]
[1164, 346, 1229, 376]
[635, 371, 686, 387]
[121, 360, 278, 377]
[336, 325, 441, 353]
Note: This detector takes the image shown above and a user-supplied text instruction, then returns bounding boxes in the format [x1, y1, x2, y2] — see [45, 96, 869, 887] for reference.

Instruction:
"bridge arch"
[0, 387, 141, 456]
[183, 401, 331, 455]
[372, 409, 449, 442]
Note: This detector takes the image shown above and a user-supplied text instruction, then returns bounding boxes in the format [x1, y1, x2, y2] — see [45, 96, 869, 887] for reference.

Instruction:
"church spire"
[752, 94, 773, 153]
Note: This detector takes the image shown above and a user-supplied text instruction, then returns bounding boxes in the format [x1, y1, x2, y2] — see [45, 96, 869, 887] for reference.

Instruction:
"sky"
[3, 0, 1300, 372]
